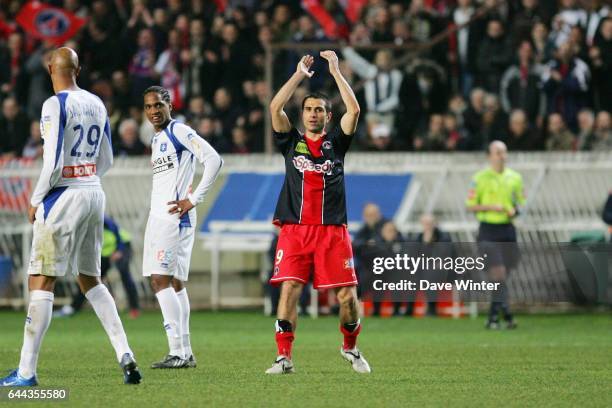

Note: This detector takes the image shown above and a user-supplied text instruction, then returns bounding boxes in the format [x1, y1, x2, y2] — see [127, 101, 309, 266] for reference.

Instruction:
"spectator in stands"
[354, 204, 387, 256]
[391, 19, 411, 47]
[542, 40, 590, 132]
[589, 18, 612, 112]
[111, 70, 132, 114]
[0, 32, 25, 100]
[288, 15, 329, 90]
[531, 21, 555, 64]
[586, 2, 610, 46]
[184, 95, 209, 125]
[128, 28, 158, 104]
[452, 0, 476, 98]
[410, 214, 452, 316]
[116, 118, 146, 156]
[24, 41, 54, 120]
[591, 111, 612, 151]
[370, 5, 393, 43]
[341, 47, 403, 130]
[397, 60, 447, 144]
[213, 87, 243, 140]
[218, 21, 252, 96]
[353, 203, 386, 316]
[545, 113, 575, 150]
[568, 25, 589, 63]
[506, 109, 539, 151]
[463, 87, 486, 150]
[414, 114, 446, 151]
[500, 41, 546, 125]
[197, 116, 229, 153]
[512, 0, 547, 45]
[552, 0, 588, 48]
[377, 220, 406, 316]
[82, 0, 121, 80]
[270, 4, 293, 42]
[0, 96, 29, 158]
[406, 0, 445, 63]
[476, 19, 513, 93]
[366, 120, 394, 152]
[21, 120, 43, 160]
[154, 28, 185, 111]
[444, 113, 466, 151]
[230, 126, 250, 154]
[182, 18, 220, 101]
[576, 108, 596, 150]
[481, 94, 508, 147]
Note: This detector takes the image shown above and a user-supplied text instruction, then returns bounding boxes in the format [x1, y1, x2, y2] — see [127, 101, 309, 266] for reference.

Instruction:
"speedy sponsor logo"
[292, 156, 334, 175]
[62, 163, 96, 178]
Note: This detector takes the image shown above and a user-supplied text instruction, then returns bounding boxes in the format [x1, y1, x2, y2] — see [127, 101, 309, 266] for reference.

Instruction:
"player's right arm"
[269, 55, 314, 133]
[29, 97, 63, 223]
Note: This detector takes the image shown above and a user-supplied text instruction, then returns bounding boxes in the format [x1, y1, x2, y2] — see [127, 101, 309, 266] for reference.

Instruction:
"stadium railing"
[0, 152, 610, 309]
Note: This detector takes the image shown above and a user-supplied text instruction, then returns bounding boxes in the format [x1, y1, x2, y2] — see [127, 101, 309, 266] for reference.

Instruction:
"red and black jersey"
[273, 126, 352, 225]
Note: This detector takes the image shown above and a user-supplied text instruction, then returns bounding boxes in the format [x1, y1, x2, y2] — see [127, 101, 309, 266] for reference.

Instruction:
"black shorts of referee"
[477, 222, 520, 270]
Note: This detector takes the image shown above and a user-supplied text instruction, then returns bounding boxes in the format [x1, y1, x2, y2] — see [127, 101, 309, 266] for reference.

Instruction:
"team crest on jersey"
[322, 141, 332, 150]
[160, 142, 167, 152]
[295, 141, 310, 155]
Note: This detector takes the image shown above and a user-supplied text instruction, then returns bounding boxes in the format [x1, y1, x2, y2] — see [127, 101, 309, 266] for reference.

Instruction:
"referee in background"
[466, 141, 525, 329]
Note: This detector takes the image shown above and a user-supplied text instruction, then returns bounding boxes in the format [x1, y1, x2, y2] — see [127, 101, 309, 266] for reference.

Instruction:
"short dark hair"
[143, 86, 171, 103]
[301, 92, 331, 112]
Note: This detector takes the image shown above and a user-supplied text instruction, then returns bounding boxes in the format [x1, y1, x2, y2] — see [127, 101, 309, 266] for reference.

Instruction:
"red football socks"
[341, 322, 361, 350]
[275, 331, 294, 358]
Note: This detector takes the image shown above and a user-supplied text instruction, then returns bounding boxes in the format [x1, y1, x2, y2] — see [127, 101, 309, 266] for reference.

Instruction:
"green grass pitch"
[0, 311, 610, 407]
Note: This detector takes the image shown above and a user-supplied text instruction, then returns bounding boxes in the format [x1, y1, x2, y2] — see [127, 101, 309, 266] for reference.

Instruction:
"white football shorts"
[28, 186, 105, 277]
[142, 214, 195, 281]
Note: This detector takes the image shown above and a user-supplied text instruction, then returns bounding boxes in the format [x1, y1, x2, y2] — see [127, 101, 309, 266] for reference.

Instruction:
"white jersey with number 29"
[30, 88, 113, 207]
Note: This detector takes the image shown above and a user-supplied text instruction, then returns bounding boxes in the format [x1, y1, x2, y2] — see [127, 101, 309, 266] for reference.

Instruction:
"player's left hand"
[28, 206, 37, 224]
[167, 199, 194, 218]
[320, 50, 340, 74]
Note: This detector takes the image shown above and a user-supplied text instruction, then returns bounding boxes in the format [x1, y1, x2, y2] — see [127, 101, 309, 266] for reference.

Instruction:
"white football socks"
[18, 290, 53, 379]
[176, 288, 192, 358]
[155, 287, 183, 357]
[85, 284, 133, 362]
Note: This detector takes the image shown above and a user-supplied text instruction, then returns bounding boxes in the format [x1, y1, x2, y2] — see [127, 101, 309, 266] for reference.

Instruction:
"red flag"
[302, 0, 348, 40]
[341, 0, 367, 24]
[213, 0, 227, 12]
[0, 17, 16, 39]
[16, 1, 86, 45]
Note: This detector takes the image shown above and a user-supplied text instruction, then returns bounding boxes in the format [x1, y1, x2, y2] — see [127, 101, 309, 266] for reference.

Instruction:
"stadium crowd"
[0, 0, 610, 157]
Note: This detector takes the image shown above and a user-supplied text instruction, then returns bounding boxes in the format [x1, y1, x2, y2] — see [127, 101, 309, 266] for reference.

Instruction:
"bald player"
[0, 48, 142, 386]
[466, 141, 525, 329]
